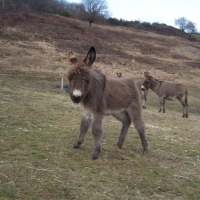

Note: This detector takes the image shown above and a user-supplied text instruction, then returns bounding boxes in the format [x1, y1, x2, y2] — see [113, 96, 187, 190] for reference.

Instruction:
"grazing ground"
[0, 84, 200, 199]
[0, 10, 200, 199]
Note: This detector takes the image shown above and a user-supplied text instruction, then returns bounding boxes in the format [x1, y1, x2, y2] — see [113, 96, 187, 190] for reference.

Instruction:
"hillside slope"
[1, 10, 200, 199]
[0, 10, 200, 88]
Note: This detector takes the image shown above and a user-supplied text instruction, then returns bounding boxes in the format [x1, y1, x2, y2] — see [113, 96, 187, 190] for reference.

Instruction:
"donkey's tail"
[185, 88, 188, 106]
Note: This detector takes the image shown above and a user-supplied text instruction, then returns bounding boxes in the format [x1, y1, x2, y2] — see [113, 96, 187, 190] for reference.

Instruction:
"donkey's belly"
[166, 96, 177, 101]
[105, 108, 126, 116]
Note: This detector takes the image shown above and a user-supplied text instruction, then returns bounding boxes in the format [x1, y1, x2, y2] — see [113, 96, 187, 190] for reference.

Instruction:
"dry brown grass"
[0, 10, 200, 88]
[0, 10, 200, 199]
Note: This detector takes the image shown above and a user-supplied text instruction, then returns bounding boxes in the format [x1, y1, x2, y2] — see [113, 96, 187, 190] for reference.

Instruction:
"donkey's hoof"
[117, 142, 123, 149]
[91, 149, 101, 160]
[142, 142, 148, 154]
[159, 109, 162, 112]
[91, 155, 98, 160]
[182, 114, 185, 118]
[143, 148, 148, 155]
[142, 106, 146, 109]
[73, 142, 80, 148]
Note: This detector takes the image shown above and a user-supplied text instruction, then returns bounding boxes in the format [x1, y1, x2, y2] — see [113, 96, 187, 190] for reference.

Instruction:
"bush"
[119, 18, 127, 26]
[58, 11, 70, 17]
[107, 17, 120, 26]
[188, 34, 197, 42]
[107, 18, 127, 26]
[142, 22, 157, 30]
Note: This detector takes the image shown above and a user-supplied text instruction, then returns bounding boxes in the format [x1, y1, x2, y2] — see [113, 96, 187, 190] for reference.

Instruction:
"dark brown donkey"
[141, 73, 188, 117]
[67, 47, 148, 159]
[117, 72, 149, 109]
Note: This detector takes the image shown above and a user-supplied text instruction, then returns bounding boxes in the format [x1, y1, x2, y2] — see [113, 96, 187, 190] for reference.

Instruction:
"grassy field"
[0, 82, 200, 199]
[0, 9, 200, 200]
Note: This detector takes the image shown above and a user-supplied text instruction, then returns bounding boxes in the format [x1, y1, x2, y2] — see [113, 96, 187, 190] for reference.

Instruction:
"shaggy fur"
[67, 47, 148, 159]
[117, 72, 149, 109]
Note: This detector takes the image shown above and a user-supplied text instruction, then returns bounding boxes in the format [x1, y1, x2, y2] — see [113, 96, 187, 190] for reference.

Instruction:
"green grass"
[0, 84, 200, 199]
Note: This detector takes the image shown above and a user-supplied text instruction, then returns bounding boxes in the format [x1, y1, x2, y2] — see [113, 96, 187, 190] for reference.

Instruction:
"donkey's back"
[104, 76, 140, 110]
[160, 82, 187, 100]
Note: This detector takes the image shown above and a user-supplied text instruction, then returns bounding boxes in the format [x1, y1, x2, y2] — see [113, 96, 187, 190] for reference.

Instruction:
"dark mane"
[151, 76, 162, 84]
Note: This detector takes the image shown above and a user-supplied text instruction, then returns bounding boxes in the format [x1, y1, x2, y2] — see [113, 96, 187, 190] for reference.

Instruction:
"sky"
[66, 0, 200, 31]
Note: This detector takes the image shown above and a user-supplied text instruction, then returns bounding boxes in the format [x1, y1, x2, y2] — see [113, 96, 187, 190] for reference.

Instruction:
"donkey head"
[141, 72, 152, 91]
[67, 47, 96, 104]
[117, 72, 122, 77]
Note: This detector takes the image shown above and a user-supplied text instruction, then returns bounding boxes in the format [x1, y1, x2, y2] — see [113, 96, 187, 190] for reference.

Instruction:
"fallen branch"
[25, 166, 55, 172]
[174, 174, 194, 182]
[0, 173, 15, 186]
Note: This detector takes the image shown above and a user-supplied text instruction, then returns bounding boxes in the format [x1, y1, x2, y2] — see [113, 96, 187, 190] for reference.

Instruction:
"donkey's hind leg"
[163, 99, 166, 113]
[177, 96, 188, 118]
[127, 102, 148, 153]
[113, 111, 131, 149]
[74, 112, 92, 148]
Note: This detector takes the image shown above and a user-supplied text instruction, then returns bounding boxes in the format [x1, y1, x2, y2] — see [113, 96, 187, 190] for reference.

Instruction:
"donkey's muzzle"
[141, 85, 146, 91]
[71, 95, 82, 104]
[141, 88, 146, 91]
[70, 89, 83, 104]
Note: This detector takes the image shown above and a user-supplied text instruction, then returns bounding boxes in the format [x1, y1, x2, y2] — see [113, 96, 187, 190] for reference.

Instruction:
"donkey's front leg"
[142, 96, 147, 109]
[91, 115, 103, 160]
[162, 99, 166, 113]
[74, 114, 92, 148]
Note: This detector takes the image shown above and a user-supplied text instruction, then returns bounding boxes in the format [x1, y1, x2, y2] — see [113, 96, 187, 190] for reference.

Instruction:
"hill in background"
[1, 10, 200, 199]
[0, 9, 200, 88]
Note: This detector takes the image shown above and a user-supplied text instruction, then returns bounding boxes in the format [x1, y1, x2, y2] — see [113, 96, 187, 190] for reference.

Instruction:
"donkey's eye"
[84, 80, 89, 83]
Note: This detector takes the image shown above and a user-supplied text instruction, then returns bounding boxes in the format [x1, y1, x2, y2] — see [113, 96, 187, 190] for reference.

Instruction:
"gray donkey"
[117, 72, 149, 109]
[135, 79, 149, 109]
[67, 47, 148, 159]
[141, 72, 188, 117]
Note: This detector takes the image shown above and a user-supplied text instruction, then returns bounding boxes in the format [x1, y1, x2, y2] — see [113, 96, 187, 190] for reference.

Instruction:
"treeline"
[107, 17, 199, 41]
[0, 0, 81, 15]
[1, 0, 199, 40]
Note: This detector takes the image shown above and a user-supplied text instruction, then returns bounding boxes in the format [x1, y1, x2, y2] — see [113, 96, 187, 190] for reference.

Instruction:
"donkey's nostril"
[141, 86, 146, 91]
[71, 90, 82, 103]
[72, 95, 82, 103]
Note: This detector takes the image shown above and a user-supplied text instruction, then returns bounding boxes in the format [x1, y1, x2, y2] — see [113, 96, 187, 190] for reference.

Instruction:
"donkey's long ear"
[144, 72, 149, 78]
[84, 47, 96, 66]
[69, 51, 77, 65]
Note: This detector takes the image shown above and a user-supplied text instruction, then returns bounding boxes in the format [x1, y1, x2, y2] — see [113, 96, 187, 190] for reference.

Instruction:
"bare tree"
[81, 0, 109, 27]
[185, 21, 197, 33]
[175, 17, 188, 31]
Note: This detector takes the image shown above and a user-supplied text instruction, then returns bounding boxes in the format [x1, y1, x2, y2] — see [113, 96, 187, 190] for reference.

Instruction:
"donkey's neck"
[82, 69, 106, 111]
[150, 78, 162, 95]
